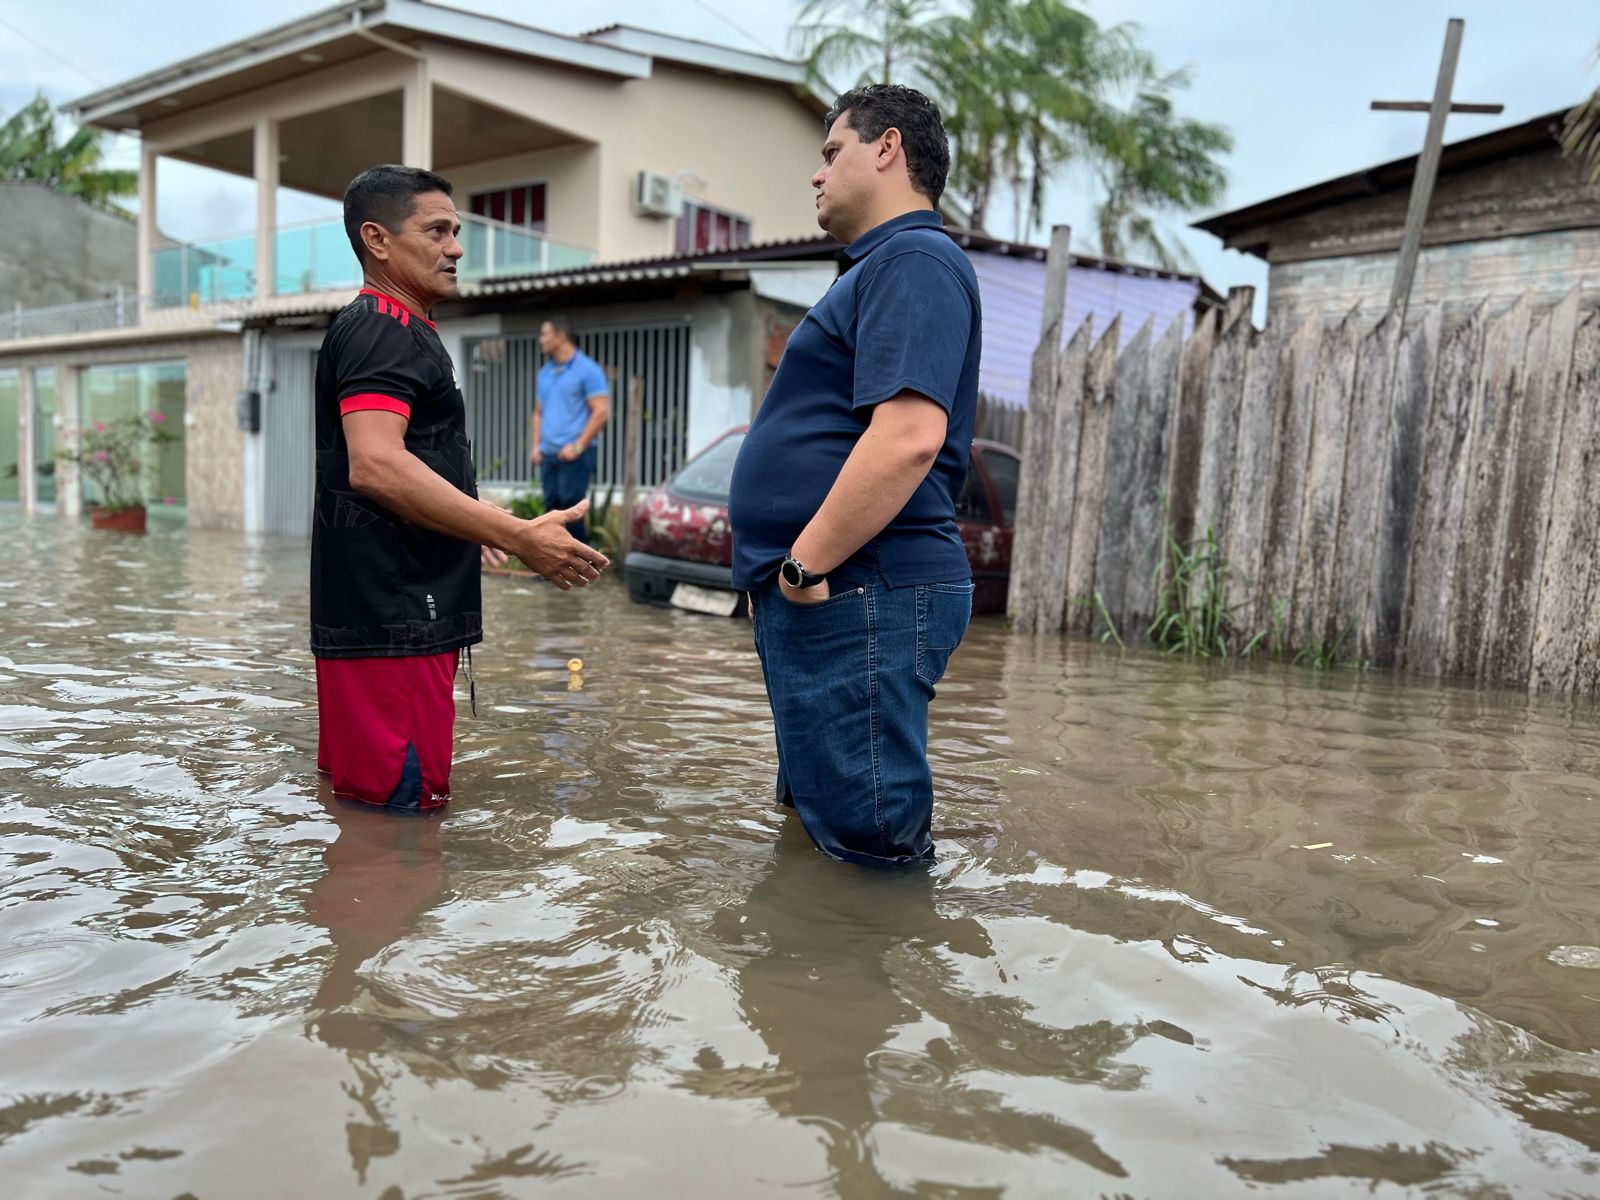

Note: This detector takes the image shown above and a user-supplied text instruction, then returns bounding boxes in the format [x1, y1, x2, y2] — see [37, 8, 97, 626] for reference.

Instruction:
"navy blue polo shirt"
[728, 209, 982, 590]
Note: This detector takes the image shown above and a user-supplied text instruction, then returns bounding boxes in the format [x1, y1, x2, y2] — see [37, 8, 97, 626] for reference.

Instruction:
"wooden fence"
[1008, 270, 1600, 697]
[974, 393, 1026, 450]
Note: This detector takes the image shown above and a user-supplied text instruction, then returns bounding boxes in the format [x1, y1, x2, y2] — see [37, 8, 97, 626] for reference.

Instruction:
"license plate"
[670, 582, 740, 617]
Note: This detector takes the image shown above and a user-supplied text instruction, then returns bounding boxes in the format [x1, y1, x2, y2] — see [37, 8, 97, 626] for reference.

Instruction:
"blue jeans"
[751, 575, 973, 868]
[540, 445, 597, 544]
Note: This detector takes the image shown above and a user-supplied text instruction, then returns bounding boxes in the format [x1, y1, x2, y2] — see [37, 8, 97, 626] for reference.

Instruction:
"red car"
[624, 427, 1020, 617]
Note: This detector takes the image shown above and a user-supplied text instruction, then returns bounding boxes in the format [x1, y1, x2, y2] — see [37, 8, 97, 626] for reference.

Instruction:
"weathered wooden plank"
[1066, 318, 1120, 632]
[1094, 320, 1153, 627]
[1035, 321, 1094, 634]
[1487, 291, 1581, 686]
[1007, 313, 1063, 632]
[1369, 306, 1441, 668]
[1255, 316, 1322, 637]
[1121, 318, 1183, 634]
[1162, 308, 1216, 553]
[1331, 314, 1401, 663]
[1221, 327, 1284, 621]
[1291, 309, 1362, 651]
[1449, 293, 1534, 679]
[1006, 229, 1071, 632]
[1530, 306, 1600, 695]
[1193, 301, 1255, 547]
[1402, 302, 1488, 677]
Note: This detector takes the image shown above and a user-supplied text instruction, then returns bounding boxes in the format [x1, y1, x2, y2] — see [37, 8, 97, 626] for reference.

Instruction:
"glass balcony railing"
[150, 214, 594, 308]
[151, 234, 256, 308]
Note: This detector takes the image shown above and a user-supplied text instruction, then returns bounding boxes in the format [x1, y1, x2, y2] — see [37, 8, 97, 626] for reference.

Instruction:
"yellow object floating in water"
[1299, 842, 1333, 850]
[567, 658, 584, 673]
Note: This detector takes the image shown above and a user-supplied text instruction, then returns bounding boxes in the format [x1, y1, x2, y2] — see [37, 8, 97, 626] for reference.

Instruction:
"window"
[981, 448, 1021, 526]
[469, 183, 547, 231]
[34, 368, 55, 504]
[676, 200, 751, 255]
[668, 431, 745, 504]
[954, 464, 991, 523]
[81, 361, 186, 510]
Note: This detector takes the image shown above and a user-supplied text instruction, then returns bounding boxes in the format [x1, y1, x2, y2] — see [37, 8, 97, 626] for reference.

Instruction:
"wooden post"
[619, 375, 643, 558]
[1387, 19, 1461, 322]
[1373, 19, 1502, 323]
[1040, 225, 1071, 338]
[1007, 226, 1070, 631]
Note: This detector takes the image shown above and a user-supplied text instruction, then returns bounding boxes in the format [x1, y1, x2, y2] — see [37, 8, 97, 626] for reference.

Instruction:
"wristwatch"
[780, 554, 826, 589]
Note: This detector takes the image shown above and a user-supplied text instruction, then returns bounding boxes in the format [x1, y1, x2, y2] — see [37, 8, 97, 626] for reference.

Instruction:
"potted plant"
[57, 410, 179, 532]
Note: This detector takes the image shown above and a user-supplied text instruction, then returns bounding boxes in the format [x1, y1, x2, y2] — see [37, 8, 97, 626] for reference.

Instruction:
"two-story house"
[0, 0, 1214, 536]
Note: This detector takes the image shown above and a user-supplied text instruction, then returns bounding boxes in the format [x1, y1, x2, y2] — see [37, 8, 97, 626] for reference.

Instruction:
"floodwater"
[1, 513, 1598, 1200]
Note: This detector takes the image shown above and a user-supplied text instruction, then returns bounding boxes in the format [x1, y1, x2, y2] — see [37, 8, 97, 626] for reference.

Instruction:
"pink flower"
[147, 410, 166, 424]
[94, 450, 109, 463]
[93, 421, 106, 433]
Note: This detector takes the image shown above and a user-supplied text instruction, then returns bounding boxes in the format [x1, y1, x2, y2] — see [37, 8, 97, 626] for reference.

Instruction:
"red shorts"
[316, 651, 459, 811]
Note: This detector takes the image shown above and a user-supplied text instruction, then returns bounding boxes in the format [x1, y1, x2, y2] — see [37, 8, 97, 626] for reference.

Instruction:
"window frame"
[467, 180, 549, 232]
[676, 198, 752, 255]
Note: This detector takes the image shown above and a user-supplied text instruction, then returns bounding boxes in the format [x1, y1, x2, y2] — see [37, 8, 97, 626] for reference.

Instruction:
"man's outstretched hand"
[507, 500, 610, 589]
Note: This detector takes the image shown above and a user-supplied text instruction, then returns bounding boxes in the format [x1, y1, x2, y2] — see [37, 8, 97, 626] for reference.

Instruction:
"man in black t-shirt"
[312, 165, 610, 812]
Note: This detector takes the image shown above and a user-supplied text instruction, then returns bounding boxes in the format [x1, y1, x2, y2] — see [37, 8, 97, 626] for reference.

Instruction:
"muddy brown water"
[0, 513, 1597, 1198]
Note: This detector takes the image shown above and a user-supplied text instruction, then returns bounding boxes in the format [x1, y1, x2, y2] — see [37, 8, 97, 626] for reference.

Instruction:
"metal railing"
[148, 212, 594, 308]
[0, 213, 597, 343]
[0, 290, 256, 343]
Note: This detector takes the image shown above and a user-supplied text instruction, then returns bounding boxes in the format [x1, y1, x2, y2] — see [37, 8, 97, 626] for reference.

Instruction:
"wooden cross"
[1372, 18, 1504, 321]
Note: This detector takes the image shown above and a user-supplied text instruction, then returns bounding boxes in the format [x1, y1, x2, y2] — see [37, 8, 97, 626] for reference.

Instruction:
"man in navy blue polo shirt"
[532, 314, 610, 544]
[728, 84, 981, 868]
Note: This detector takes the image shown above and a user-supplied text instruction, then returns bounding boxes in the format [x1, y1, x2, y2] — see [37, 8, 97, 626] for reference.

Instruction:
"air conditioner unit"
[634, 170, 684, 219]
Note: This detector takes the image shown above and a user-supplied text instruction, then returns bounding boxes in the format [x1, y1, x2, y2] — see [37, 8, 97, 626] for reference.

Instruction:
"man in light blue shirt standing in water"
[531, 314, 610, 544]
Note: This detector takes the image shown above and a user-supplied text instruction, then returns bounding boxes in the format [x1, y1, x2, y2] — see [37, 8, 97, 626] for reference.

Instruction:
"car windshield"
[668, 432, 745, 504]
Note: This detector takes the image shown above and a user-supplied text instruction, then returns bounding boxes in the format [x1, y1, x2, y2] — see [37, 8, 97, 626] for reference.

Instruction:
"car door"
[957, 446, 1008, 615]
[973, 444, 1020, 615]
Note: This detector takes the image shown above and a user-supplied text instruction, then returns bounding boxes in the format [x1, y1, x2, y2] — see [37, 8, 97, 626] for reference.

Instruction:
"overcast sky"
[2, 0, 1596, 297]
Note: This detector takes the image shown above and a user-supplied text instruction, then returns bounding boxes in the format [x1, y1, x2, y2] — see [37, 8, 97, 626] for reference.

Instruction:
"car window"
[668, 432, 745, 504]
[982, 448, 1021, 525]
[955, 462, 992, 523]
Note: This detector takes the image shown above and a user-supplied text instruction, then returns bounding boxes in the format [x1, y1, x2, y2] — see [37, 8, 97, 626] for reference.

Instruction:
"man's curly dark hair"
[825, 84, 950, 203]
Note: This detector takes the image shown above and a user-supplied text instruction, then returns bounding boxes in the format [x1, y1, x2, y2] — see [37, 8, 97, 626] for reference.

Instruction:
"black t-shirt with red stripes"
[310, 287, 482, 660]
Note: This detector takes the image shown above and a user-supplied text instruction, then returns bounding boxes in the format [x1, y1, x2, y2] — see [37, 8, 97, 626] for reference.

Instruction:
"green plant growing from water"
[1069, 590, 1126, 648]
[1141, 526, 1356, 669]
[1292, 627, 1352, 672]
[1146, 525, 1252, 657]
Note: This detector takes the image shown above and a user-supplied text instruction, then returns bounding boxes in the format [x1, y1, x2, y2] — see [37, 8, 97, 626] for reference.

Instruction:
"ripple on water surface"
[0, 514, 1598, 1196]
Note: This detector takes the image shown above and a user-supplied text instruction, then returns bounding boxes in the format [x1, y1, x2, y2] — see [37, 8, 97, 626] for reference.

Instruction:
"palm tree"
[1088, 67, 1231, 270]
[927, 0, 1132, 234]
[788, 0, 1230, 251]
[1563, 50, 1600, 184]
[790, 0, 948, 91]
[0, 92, 136, 211]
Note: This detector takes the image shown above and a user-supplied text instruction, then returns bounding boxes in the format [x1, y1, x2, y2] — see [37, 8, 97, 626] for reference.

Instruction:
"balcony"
[149, 213, 594, 308]
[0, 213, 596, 343]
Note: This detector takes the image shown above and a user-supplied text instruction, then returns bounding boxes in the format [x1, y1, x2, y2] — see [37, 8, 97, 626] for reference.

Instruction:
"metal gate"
[462, 322, 691, 490]
[264, 346, 315, 536]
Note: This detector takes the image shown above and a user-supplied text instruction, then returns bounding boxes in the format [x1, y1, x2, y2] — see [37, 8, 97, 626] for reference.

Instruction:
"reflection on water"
[0, 513, 1597, 1197]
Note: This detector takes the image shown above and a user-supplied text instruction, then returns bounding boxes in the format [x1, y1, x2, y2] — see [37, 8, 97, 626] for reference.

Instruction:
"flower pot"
[89, 505, 147, 533]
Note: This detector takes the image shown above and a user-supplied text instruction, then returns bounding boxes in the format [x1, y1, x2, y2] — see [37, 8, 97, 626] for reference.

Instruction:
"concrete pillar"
[402, 60, 433, 170]
[56, 366, 81, 519]
[137, 143, 157, 303]
[254, 118, 279, 300]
